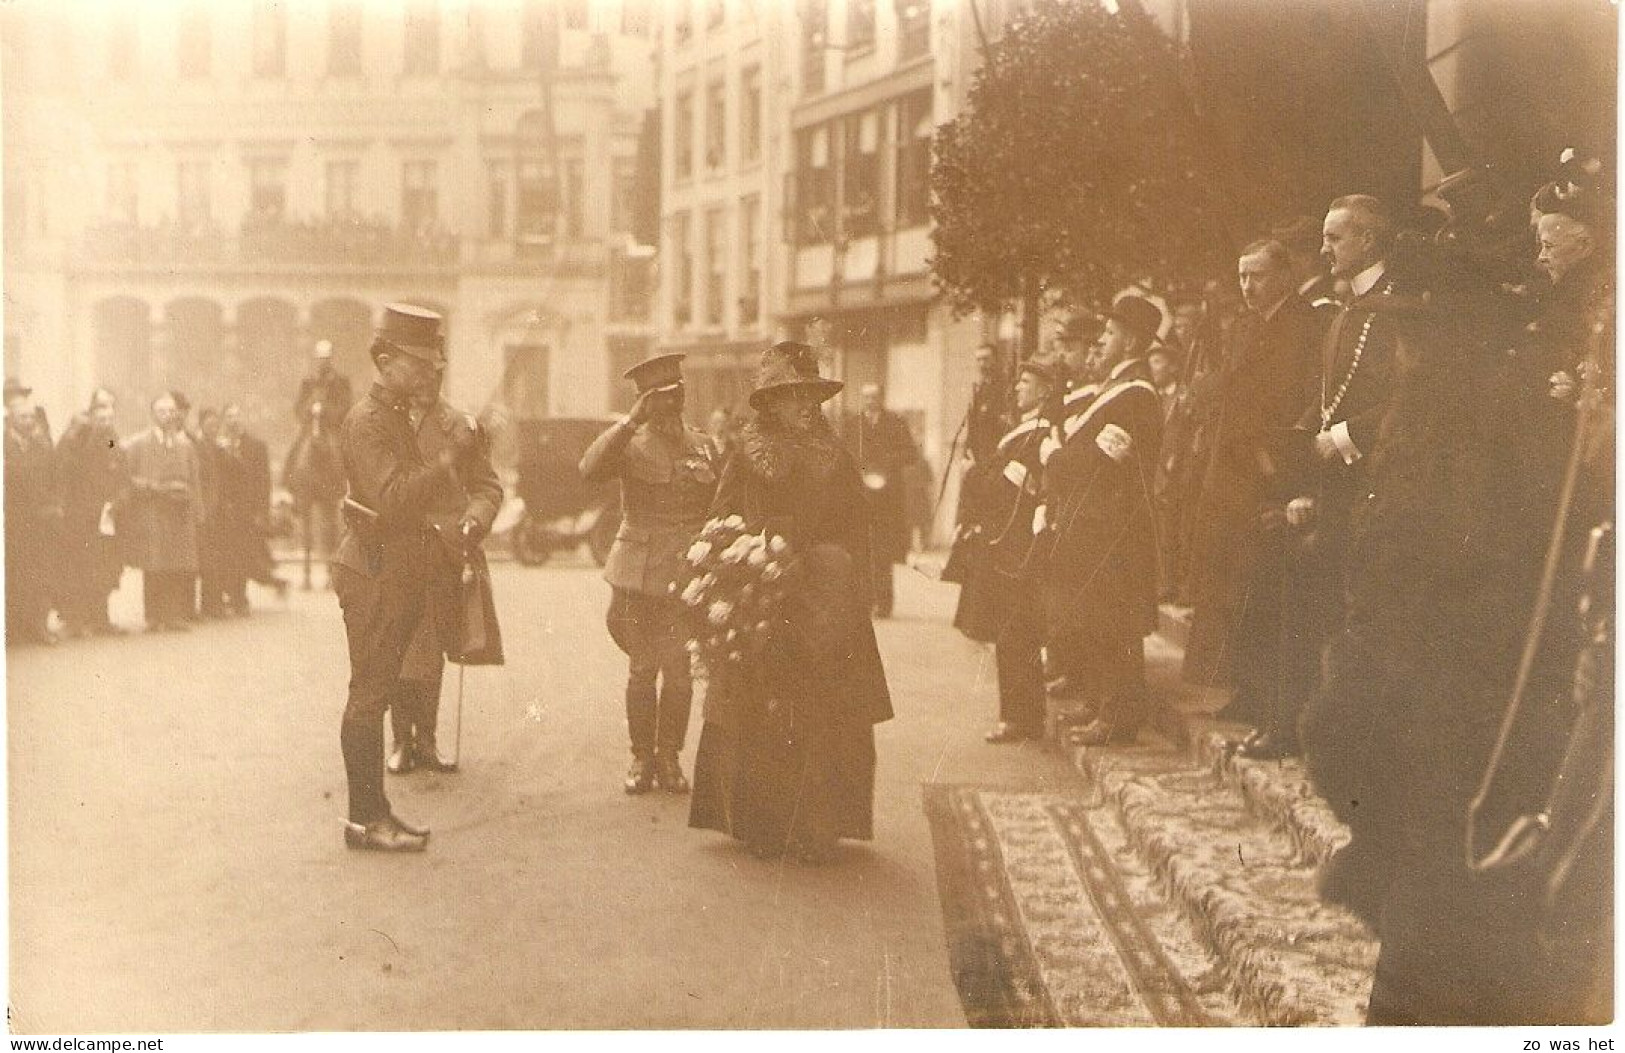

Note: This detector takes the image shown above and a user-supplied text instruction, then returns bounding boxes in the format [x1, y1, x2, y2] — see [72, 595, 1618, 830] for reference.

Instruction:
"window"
[562, 0, 589, 30]
[672, 212, 693, 326]
[328, 2, 363, 76]
[521, 1, 552, 68]
[403, 1, 440, 76]
[895, 90, 932, 228]
[402, 160, 438, 229]
[847, 0, 875, 52]
[326, 160, 359, 219]
[843, 111, 880, 238]
[674, 0, 693, 47]
[176, 161, 211, 228]
[488, 162, 509, 238]
[896, 0, 929, 60]
[251, 2, 287, 77]
[622, 0, 653, 36]
[248, 158, 288, 220]
[740, 67, 762, 165]
[704, 208, 726, 326]
[610, 155, 637, 235]
[705, 80, 726, 171]
[563, 157, 584, 238]
[800, 0, 826, 95]
[674, 90, 694, 180]
[739, 195, 761, 325]
[177, 7, 211, 78]
[517, 159, 557, 250]
[108, 14, 137, 80]
[108, 161, 138, 224]
[795, 125, 833, 245]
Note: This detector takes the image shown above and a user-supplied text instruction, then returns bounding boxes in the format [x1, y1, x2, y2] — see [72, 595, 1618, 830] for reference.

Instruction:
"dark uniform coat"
[581, 420, 717, 600]
[842, 410, 918, 566]
[1040, 358, 1162, 638]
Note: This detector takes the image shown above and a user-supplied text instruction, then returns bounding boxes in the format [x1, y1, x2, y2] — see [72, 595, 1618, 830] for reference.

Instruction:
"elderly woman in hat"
[688, 342, 893, 864]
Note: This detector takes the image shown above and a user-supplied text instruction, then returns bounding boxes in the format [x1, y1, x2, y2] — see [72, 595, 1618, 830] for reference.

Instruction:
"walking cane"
[450, 521, 475, 770]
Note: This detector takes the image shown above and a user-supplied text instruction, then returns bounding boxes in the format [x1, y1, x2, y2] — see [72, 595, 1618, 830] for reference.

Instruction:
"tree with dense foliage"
[930, 0, 1232, 353]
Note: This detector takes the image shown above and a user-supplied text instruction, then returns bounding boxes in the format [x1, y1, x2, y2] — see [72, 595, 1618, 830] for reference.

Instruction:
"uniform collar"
[369, 382, 414, 414]
[1350, 261, 1387, 298]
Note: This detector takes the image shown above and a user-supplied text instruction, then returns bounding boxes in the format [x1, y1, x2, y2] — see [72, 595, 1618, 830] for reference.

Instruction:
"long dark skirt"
[689, 691, 877, 853]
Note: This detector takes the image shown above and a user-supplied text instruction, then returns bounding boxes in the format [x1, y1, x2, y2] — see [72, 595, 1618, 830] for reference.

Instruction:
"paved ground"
[7, 555, 1084, 1032]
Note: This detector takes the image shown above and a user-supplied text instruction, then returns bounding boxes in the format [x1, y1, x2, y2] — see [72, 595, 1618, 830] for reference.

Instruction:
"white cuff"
[1039, 433, 1062, 465]
[1002, 461, 1029, 488]
[1329, 420, 1361, 464]
[1032, 504, 1048, 535]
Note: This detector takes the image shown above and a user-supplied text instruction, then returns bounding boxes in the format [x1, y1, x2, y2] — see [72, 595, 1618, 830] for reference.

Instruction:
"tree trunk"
[1020, 278, 1041, 362]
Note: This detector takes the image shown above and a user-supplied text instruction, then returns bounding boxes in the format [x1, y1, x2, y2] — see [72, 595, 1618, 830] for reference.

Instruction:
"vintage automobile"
[505, 416, 623, 567]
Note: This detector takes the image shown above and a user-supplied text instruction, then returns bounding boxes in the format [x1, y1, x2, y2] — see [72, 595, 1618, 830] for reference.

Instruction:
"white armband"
[1095, 423, 1133, 463]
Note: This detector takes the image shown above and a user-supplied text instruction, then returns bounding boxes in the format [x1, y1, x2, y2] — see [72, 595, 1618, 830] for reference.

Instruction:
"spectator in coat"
[842, 384, 920, 618]
[4, 378, 60, 645]
[123, 393, 205, 632]
[55, 388, 128, 637]
[217, 403, 279, 614]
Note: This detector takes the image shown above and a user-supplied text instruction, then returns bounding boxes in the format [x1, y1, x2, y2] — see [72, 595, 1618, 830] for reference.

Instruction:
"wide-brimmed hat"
[748, 341, 844, 410]
[374, 303, 446, 366]
[3, 377, 32, 401]
[623, 352, 686, 394]
[1107, 295, 1165, 346]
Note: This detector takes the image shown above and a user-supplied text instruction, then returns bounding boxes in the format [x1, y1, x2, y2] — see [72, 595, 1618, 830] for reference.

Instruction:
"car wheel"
[512, 514, 551, 567]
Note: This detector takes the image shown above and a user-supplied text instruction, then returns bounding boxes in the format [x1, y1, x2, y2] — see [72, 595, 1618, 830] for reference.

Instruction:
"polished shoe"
[984, 722, 1038, 744]
[653, 754, 689, 794]
[1066, 719, 1139, 747]
[624, 755, 655, 795]
[387, 812, 431, 838]
[344, 815, 428, 853]
[1235, 732, 1299, 761]
[415, 744, 459, 773]
[386, 743, 416, 775]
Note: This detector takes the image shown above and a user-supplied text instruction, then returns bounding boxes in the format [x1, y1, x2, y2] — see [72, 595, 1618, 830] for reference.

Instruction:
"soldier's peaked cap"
[1108, 296, 1164, 346]
[623, 352, 687, 394]
[375, 303, 446, 366]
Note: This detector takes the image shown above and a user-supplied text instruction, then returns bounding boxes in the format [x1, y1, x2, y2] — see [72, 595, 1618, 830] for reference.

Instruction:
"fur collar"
[738, 415, 843, 483]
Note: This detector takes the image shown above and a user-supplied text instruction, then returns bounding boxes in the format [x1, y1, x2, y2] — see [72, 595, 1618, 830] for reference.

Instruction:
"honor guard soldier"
[1040, 296, 1165, 747]
[333, 304, 473, 853]
[581, 354, 719, 794]
[983, 356, 1060, 743]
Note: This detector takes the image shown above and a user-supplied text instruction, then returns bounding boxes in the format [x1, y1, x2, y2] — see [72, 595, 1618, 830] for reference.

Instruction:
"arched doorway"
[91, 296, 152, 434]
[235, 297, 302, 459]
[163, 297, 226, 416]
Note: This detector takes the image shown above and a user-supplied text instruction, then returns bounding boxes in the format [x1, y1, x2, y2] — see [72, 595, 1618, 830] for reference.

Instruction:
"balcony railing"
[70, 215, 461, 270]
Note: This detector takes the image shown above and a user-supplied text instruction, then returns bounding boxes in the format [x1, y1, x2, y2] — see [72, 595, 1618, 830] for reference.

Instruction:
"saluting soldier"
[1039, 296, 1165, 747]
[386, 363, 505, 776]
[580, 354, 718, 795]
[983, 356, 1060, 744]
[333, 304, 474, 853]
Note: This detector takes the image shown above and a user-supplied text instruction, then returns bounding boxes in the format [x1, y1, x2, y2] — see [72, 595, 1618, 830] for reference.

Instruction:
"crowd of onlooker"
[3, 380, 288, 645]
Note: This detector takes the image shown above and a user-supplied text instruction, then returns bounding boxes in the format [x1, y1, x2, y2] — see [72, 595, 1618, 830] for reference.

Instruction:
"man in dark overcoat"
[56, 388, 127, 637]
[842, 383, 919, 618]
[580, 354, 718, 794]
[1041, 297, 1164, 747]
[333, 304, 475, 853]
[217, 403, 278, 614]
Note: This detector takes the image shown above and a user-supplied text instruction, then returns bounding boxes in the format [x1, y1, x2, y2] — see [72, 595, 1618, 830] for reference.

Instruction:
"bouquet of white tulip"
[672, 514, 799, 671]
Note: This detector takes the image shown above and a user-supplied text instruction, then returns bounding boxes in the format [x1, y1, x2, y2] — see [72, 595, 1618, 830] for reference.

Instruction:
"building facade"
[2, 0, 659, 462]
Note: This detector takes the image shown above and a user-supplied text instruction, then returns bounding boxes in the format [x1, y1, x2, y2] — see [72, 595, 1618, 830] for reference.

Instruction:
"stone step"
[1072, 742, 1379, 1026]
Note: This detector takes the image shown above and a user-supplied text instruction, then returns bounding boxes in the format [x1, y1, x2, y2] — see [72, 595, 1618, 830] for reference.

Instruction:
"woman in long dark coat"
[689, 342, 893, 864]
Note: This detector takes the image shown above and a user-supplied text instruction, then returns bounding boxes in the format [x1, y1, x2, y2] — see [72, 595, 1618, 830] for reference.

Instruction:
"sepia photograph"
[0, 0, 1615, 1040]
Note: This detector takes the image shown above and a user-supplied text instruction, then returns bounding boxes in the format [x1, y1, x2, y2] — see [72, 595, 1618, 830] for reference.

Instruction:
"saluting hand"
[627, 389, 657, 427]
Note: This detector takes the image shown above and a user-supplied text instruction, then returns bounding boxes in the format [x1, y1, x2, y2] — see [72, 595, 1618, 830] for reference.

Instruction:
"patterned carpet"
[922, 784, 1241, 1027]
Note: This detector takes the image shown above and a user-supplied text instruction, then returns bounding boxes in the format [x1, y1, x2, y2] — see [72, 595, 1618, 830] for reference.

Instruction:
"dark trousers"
[869, 548, 895, 616]
[142, 571, 195, 628]
[609, 589, 693, 758]
[59, 532, 115, 632]
[1079, 622, 1148, 732]
[389, 665, 445, 751]
[334, 563, 427, 824]
[995, 587, 1046, 734]
[5, 520, 53, 642]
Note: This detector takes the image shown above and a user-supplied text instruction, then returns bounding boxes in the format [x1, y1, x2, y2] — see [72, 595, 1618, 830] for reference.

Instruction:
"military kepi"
[376, 303, 447, 366]
[623, 352, 686, 394]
